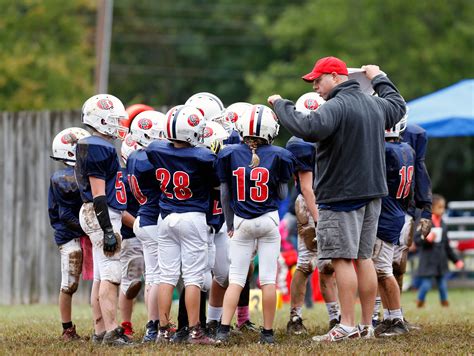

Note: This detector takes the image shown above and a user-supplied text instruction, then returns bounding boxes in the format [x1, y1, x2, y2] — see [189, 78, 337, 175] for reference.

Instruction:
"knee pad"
[376, 269, 393, 281]
[125, 280, 143, 299]
[202, 271, 212, 292]
[296, 262, 314, 276]
[319, 262, 335, 275]
[61, 282, 79, 295]
[68, 249, 83, 276]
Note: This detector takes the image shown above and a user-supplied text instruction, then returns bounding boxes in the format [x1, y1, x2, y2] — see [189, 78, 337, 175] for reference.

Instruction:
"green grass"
[0, 289, 473, 355]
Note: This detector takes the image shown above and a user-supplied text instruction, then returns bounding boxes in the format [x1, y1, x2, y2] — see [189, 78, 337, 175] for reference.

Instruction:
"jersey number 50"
[396, 165, 414, 199]
[233, 167, 269, 203]
[155, 168, 192, 200]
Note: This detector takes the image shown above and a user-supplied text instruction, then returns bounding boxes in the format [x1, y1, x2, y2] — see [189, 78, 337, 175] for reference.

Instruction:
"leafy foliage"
[0, 0, 96, 111]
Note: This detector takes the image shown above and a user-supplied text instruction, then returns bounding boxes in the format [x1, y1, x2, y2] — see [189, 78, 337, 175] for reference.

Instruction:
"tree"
[0, 0, 96, 111]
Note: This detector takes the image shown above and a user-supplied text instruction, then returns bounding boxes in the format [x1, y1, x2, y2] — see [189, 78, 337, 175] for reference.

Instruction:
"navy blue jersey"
[285, 137, 315, 195]
[224, 130, 241, 145]
[120, 167, 139, 240]
[48, 166, 85, 245]
[216, 143, 296, 219]
[401, 124, 432, 219]
[127, 149, 161, 227]
[207, 187, 225, 233]
[377, 141, 416, 244]
[75, 135, 126, 211]
[146, 140, 218, 218]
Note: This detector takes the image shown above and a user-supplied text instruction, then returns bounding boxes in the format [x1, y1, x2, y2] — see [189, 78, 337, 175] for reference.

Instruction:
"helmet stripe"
[166, 109, 175, 138]
[172, 106, 186, 139]
[202, 93, 224, 111]
[249, 105, 257, 135]
[255, 105, 264, 137]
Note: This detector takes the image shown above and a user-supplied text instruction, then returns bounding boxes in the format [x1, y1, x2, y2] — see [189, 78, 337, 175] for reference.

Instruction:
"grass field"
[1, 289, 473, 355]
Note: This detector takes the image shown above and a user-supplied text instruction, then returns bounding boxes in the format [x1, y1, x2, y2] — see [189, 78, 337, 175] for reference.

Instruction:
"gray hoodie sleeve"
[372, 74, 407, 130]
[220, 183, 234, 232]
[273, 99, 342, 142]
[277, 182, 288, 200]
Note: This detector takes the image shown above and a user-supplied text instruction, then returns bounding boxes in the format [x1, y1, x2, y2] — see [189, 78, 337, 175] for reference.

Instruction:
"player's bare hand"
[361, 65, 382, 80]
[267, 94, 282, 106]
[228, 229, 234, 238]
[103, 229, 120, 256]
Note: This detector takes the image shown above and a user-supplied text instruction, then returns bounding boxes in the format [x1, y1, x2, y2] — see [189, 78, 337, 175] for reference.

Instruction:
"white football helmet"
[164, 105, 205, 146]
[238, 104, 280, 143]
[201, 121, 229, 149]
[185, 92, 225, 122]
[222, 102, 252, 133]
[81, 94, 129, 139]
[121, 134, 139, 163]
[295, 92, 325, 114]
[385, 111, 408, 138]
[130, 110, 166, 147]
[51, 127, 90, 166]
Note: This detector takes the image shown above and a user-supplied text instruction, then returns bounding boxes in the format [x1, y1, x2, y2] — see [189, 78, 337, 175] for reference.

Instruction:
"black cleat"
[259, 330, 275, 345]
[376, 318, 409, 337]
[102, 327, 133, 346]
[286, 315, 308, 335]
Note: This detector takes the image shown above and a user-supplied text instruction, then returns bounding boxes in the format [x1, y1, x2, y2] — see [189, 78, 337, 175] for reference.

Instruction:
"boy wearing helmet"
[117, 135, 144, 340]
[146, 105, 217, 344]
[286, 92, 340, 335]
[49, 127, 90, 341]
[371, 116, 414, 337]
[215, 104, 296, 345]
[127, 110, 167, 342]
[75, 94, 131, 346]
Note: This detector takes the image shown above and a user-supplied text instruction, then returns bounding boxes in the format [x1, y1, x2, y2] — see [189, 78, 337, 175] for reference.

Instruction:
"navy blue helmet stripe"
[172, 106, 185, 138]
[255, 105, 264, 136]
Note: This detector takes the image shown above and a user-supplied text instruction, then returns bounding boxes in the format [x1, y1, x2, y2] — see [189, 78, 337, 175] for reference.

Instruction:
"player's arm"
[48, 183, 61, 228]
[220, 182, 234, 237]
[298, 170, 318, 222]
[58, 205, 83, 234]
[90, 176, 118, 255]
[122, 211, 135, 229]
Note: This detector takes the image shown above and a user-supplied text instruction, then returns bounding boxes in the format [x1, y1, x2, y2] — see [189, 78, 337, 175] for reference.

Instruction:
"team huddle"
[48, 57, 433, 346]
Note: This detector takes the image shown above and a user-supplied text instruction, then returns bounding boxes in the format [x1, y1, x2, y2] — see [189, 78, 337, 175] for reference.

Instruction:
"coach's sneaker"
[156, 325, 174, 343]
[92, 331, 106, 344]
[121, 321, 134, 339]
[62, 324, 80, 341]
[258, 329, 275, 345]
[206, 320, 219, 338]
[171, 327, 189, 344]
[377, 318, 409, 337]
[188, 323, 215, 345]
[358, 324, 375, 339]
[215, 326, 231, 345]
[102, 326, 133, 346]
[312, 324, 360, 342]
[142, 320, 159, 343]
[237, 320, 258, 333]
[286, 315, 308, 335]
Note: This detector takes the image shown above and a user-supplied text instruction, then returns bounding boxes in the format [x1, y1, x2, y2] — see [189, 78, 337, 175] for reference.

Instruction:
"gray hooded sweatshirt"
[273, 74, 407, 204]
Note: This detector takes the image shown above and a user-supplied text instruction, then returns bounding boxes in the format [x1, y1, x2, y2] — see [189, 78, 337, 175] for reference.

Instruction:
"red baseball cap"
[302, 56, 349, 82]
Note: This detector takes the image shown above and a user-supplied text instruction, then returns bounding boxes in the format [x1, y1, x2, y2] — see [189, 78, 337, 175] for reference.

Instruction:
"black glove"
[103, 227, 118, 255]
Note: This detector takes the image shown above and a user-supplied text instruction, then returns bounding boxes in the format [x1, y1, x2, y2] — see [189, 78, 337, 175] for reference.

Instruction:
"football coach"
[268, 57, 407, 342]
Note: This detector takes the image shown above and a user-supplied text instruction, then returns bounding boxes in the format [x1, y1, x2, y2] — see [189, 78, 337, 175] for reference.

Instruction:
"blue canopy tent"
[407, 79, 474, 137]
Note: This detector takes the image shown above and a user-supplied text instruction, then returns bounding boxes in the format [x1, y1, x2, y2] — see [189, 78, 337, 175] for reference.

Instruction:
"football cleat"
[258, 330, 275, 345]
[91, 331, 106, 344]
[142, 320, 159, 343]
[188, 323, 215, 345]
[237, 320, 259, 333]
[376, 318, 409, 337]
[206, 320, 220, 338]
[102, 326, 133, 346]
[358, 324, 375, 339]
[312, 324, 360, 342]
[286, 315, 308, 335]
[61, 325, 81, 341]
[156, 325, 175, 344]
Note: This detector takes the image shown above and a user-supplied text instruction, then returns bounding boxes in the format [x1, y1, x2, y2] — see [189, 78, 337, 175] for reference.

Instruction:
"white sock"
[339, 323, 356, 333]
[383, 309, 390, 320]
[207, 305, 223, 323]
[388, 309, 403, 320]
[372, 297, 382, 320]
[325, 302, 340, 321]
[290, 306, 303, 318]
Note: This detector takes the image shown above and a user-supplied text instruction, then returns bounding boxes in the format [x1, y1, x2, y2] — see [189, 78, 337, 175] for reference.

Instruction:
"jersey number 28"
[233, 167, 269, 203]
[155, 168, 192, 200]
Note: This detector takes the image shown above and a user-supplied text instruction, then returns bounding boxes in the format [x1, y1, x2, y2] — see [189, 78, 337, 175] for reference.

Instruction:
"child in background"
[415, 194, 464, 307]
